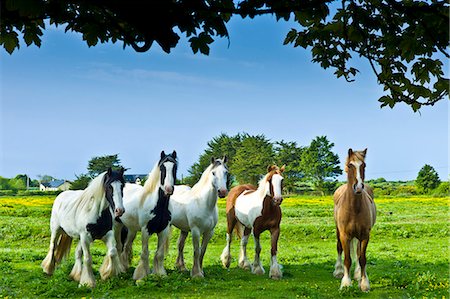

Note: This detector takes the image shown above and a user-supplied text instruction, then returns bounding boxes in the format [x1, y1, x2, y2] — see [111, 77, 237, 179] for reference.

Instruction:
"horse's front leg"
[238, 227, 252, 270]
[269, 226, 282, 280]
[175, 230, 189, 271]
[333, 227, 344, 278]
[153, 227, 169, 276]
[133, 227, 151, 280]
[340, 234, 352, 289]
[190, 228, 203, 278]
[99, 230, 125, 280]
[220, 211, 237, 269]
[358, 238, 370, 292]
[251, 232, 265, 275]
[79, 233, 96, 288]
[120, 228, 137, 270]
[199, 229, 214, 273]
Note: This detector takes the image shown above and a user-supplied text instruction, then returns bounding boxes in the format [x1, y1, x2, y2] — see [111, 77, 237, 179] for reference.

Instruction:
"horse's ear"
[363, 148, 367, 156]
[348, 148, 353, 156]
[161, 151, 166, 159]
[172, 150, 177, 159]
[211, 157, 215, 164]
[119, 167, 125, 175]
[280, 165, 286, 173]
[223, 155, 228, 163]
[107, 167, 112, 176]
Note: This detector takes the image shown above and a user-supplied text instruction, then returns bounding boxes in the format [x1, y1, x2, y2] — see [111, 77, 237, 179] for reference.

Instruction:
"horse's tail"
[54, 231, 73, 264]
[234, 221, 244, 239]
[120, 226, 128, 252]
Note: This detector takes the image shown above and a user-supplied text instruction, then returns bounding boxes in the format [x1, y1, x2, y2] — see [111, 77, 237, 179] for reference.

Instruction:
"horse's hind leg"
[269, 226, 282, 280]
[175, 230, 189, 271]
[353, 239, 362, 280]
[251, 231, 265, 275]
[153, 227, 169, 276]
[199, 229, 214, 273]
[221, 211, 237, 268]
[133, 228, 151, 280]
[69, 242, 82, 281]
[333, 228, 344, 279]
[120, 228, 137, 270]
[100, 230, 125, 280]
[358, 238, 370, 292]
[41, 226, 62, 275]
[79, 233, 96, 288]
[238, 227, 252, 270]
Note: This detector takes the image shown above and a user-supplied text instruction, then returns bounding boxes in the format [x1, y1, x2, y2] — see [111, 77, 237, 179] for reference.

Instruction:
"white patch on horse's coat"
[350, 160, 364, 190]
[234, 172, 283, 228]
[333, 252, 344, 278]
[110, 181, 124, 212]
[163, 162, 175, 191]
[269, 255, 282, 279]
[340, 266, 352, 288]
[271, 174, 284, 199]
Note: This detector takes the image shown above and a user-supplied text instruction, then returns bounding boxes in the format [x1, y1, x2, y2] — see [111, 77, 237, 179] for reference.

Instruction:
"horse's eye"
[212, 171, 216, 176]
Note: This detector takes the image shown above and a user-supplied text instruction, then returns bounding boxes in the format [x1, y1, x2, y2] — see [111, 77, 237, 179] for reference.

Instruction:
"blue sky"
[1, 15, 448, 182]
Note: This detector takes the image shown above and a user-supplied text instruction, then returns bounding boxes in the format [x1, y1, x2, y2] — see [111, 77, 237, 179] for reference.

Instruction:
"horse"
[115, 150, 177, 280]
[41, 167, 126, 288]
[333, 148, 376, 291]
[221, 164, 285, 280]
[170, 157, 228, 278]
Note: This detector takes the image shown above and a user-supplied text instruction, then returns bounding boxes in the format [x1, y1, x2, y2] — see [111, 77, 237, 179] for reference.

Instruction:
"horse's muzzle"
[115, 208, 125, 217]
[218, 188, 228, 198]
[272, 197, 283, 206]
[165, 186, 174, 196]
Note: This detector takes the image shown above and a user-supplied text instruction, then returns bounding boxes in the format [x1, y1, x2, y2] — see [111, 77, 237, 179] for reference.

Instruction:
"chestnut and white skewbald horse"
[221, 165, 285, 280]
[333, 148, 376, 291]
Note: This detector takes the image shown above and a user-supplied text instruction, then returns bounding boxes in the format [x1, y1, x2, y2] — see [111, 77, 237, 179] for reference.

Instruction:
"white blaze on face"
[214, 164, 228, 195]
[350, 160, 364, 192]
[271, 173, 283, 200]
[163, 161, 175, 193]
[111, 181, 124, 213]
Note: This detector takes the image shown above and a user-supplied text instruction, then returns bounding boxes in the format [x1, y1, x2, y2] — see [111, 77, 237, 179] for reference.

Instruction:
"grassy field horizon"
[0, 194, 448, 298]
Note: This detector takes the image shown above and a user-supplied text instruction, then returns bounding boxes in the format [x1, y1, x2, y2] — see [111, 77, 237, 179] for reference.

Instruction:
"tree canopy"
[1, 0, 448, 111]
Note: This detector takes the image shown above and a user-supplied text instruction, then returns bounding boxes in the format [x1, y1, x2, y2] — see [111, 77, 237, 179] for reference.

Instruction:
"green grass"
[0, 195, 448, 298]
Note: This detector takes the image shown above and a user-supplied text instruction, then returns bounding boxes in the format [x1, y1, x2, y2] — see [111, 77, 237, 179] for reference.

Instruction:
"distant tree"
[37, 174, 56, 183]
[300, 136, 342, 194]
[0, 176, 10, 190]
[274, 140, 304, 194]
[87, 154, 122, 177]
[231, 134, 274, 186]
[8, 174, 27, 190]
[70, 174, 91, 190]
[185, 133, 242, 186]
[416, 164, 441, 193]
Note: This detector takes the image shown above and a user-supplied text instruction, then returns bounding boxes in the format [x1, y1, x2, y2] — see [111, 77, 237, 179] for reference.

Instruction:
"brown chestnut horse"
[333, 148, 376, 291]
[221, 165, 285, 280]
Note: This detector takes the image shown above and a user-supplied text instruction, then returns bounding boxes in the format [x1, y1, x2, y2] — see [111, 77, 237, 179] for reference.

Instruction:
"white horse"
[170, 157, 228, 278]
[115, 151, 177, 280]
[41, 168, 126, 288]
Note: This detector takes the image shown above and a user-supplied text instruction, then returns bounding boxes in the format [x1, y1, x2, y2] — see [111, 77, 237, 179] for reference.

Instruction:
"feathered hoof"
[239, 260, 251, 270]
[333, 268, 344, 279]
[252, 264, 265, 275]
[191, 270, 204, 279]
[220, 251, 231, 269]
[269, 267, 282, 280]
[359, 276, 370, 292]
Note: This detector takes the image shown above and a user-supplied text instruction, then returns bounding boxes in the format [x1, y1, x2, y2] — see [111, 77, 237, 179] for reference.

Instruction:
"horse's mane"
[73, 172, 107, 217]
[141, 162, 161, 204]
[190, 164, 215, 196]
[256, 172, 272, 197]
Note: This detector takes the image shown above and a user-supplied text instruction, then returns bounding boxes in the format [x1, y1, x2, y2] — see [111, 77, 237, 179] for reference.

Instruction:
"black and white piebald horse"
[41, 167, 126, 288]
[115, 151, 177, 280]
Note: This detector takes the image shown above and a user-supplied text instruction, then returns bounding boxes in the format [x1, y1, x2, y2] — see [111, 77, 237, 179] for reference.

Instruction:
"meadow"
[0, 194, 448, 298]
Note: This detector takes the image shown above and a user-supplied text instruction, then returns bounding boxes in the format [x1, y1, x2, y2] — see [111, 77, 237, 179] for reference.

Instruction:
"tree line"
[183, 133, 342, 195]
